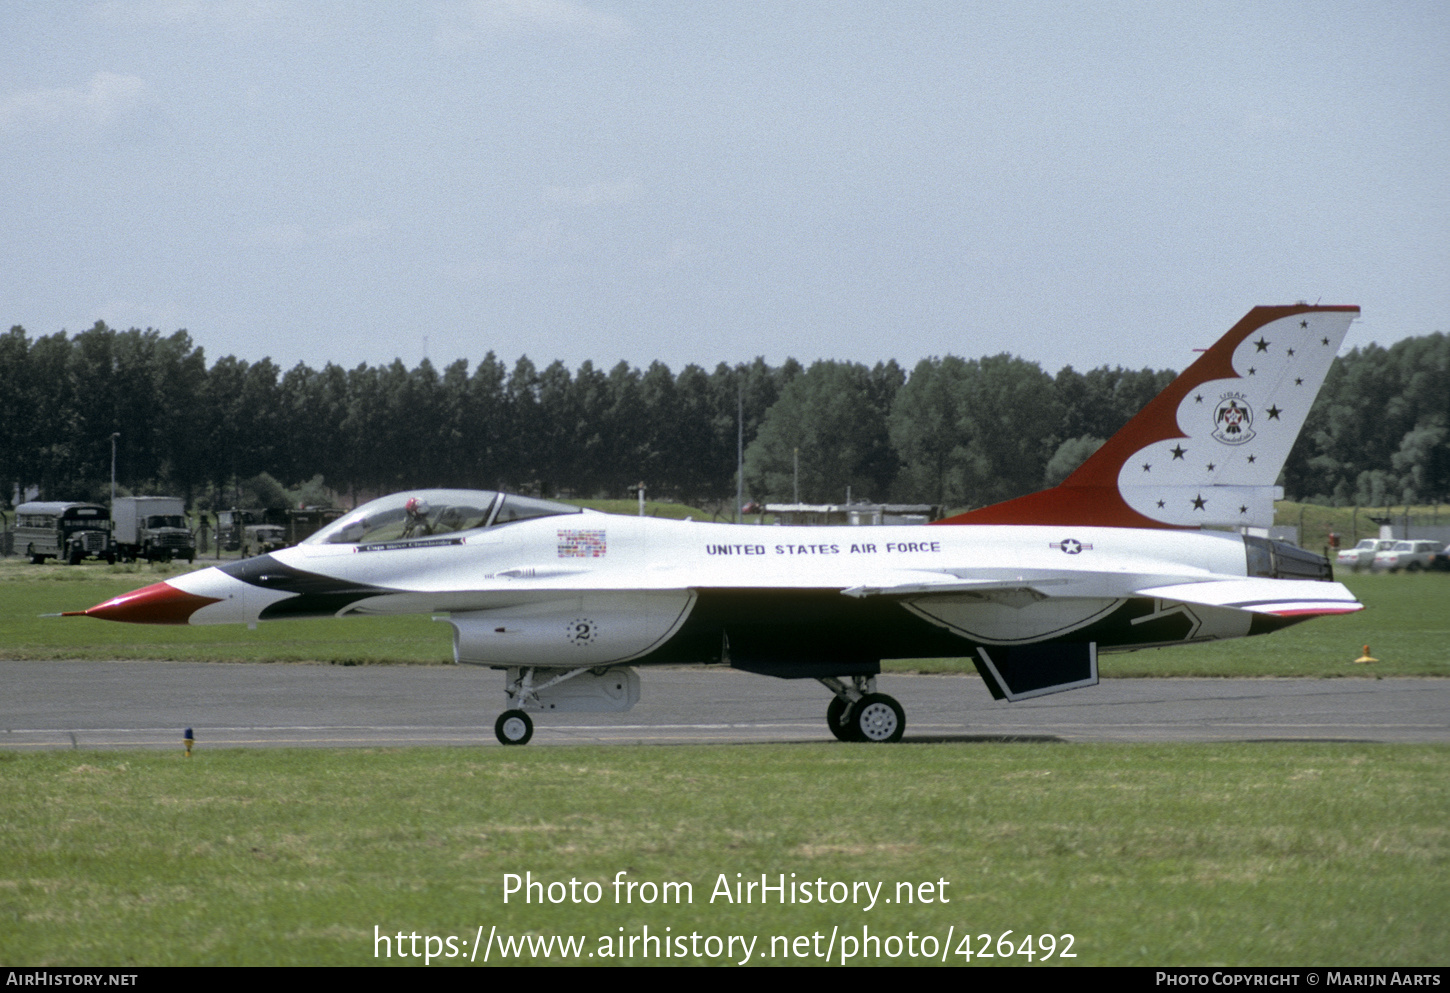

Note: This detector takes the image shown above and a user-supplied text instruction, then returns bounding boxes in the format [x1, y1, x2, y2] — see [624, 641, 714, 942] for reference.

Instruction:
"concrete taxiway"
[1, 660, 1446, 749]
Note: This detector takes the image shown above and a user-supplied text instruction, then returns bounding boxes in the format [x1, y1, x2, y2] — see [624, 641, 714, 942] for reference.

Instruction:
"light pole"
[110, 433, 120, 505]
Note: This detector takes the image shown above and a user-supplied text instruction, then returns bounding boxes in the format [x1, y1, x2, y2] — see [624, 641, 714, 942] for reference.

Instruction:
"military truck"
[217, 508, 269, 552]
[113, 496, 196, 563]
[14, 502, 116, 564]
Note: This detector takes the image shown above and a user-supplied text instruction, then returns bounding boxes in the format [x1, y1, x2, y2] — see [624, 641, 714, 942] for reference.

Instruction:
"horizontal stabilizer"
[1134, 578, 1362, 617]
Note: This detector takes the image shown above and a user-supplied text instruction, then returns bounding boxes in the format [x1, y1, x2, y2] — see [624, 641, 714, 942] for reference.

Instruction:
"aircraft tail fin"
[934, 305, 1359, 529]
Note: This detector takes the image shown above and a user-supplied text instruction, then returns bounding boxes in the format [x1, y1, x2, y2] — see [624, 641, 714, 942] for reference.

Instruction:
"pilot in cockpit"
[400, 497, 432, 539]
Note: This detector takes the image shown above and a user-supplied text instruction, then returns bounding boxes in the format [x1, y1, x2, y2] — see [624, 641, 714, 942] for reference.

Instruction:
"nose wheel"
[494, 709, 533, 745]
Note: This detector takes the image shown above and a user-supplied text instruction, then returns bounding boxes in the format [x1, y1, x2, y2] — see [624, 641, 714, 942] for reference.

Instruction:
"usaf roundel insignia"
[1050, 539, 1093, 554]
[1212, 394, 1255, 445]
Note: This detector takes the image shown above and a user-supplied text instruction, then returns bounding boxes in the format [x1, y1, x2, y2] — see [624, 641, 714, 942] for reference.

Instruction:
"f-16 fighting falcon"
[73, 305, 1363, 745]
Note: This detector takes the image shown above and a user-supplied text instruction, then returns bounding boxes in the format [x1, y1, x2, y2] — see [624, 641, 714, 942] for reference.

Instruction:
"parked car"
[1336, 538, 1397, 572]
[1430, 543, 1450, 573]
[1371, 539, 1442, 572]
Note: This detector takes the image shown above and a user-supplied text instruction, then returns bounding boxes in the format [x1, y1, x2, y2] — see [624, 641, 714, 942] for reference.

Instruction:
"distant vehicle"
[1372, 540, 1441, 572]
[286, 507, 344, 545]
[1430, 544, 1450, 573]
[14, 502, 115, 564]
[243, 524, 287, 556]
[113, 496, 196, 563]
[1336, 538, 1396, 572]
[217, 509, 269, 552]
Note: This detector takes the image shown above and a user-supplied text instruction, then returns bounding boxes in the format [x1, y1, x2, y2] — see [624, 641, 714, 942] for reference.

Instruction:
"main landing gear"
[819, 675, 905, 743]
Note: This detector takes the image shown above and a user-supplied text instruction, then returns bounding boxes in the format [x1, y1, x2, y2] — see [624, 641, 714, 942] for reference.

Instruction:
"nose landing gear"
[494, 710, 534, 745]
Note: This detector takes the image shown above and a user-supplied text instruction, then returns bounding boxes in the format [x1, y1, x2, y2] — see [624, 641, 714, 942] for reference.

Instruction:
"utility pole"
[110, 433, 120, 505]
[735, 379, 743, 524]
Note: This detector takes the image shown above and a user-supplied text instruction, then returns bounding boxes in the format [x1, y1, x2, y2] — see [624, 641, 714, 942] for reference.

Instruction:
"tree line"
[2, 322, 1445, 514]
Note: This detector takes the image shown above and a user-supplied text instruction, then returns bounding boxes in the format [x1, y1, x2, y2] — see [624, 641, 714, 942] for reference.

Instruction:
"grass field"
[1, 742, 1445, 966]
[3, 559, 1446, 677]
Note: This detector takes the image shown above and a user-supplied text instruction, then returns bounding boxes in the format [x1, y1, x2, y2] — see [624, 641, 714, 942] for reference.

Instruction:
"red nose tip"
[66, 581, 221, 625]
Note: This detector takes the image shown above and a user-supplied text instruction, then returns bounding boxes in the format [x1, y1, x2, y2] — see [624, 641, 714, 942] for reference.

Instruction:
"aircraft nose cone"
[72, 581, 221, 625]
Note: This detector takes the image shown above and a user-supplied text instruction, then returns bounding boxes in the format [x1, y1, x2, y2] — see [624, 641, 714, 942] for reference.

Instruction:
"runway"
[2, 660, 1446, 749]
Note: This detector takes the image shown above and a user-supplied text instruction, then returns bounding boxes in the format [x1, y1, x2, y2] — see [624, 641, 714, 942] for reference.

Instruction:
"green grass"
[0, 743, 1444, 965]
[568, 498, 715, 521]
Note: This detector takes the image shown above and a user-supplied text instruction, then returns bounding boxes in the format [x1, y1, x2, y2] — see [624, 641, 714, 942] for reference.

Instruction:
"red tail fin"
[934, 305, 1359, 529]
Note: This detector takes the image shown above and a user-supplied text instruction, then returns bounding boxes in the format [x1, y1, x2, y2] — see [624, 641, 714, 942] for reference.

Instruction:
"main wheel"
[850, 693, 905, 743]
[826, 696, 857, 742]
[494, 710, 533, 746]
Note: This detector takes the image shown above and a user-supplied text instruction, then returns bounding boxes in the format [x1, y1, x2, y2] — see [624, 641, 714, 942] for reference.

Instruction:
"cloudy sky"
[2, 1, 1446, 378]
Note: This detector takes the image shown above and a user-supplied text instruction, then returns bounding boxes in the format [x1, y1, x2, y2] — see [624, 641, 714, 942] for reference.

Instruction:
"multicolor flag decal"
[558, 529, 607, 558]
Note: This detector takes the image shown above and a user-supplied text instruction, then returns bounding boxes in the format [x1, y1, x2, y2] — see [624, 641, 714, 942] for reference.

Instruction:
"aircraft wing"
[840, 575, 1074, 598]
[844, 572, 1361, 619]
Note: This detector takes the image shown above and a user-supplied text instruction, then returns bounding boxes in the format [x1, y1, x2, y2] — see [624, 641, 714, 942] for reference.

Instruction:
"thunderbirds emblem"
[1211, 394, 1255, 445]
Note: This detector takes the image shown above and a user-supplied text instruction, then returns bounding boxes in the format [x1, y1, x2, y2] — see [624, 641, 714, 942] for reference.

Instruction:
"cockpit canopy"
[304, 489, 581, 547]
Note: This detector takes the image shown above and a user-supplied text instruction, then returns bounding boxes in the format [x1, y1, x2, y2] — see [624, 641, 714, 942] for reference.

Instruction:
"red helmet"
[405, 497, 428, 517]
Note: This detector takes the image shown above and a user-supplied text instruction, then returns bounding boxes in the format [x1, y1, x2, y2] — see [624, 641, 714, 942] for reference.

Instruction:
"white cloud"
[439, 0, 631, 46]
[0, 72, 149, 136]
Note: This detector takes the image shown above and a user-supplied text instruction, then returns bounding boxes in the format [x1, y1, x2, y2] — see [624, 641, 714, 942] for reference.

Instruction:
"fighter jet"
[73, 305, 1362, 745]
